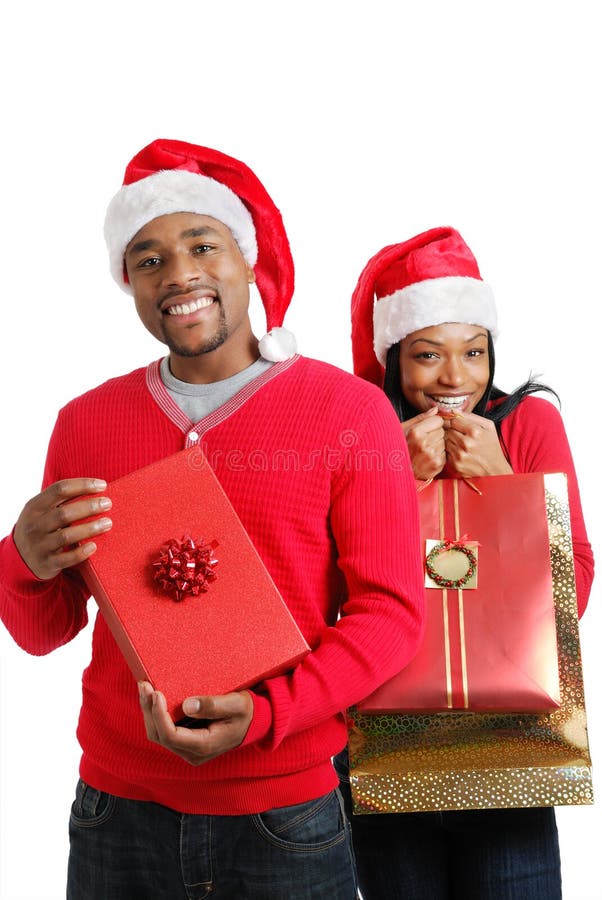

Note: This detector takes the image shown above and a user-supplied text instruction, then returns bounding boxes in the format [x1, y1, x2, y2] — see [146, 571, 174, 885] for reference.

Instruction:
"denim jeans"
[335, 750, 561, 900]
[67, 779, 358, 899]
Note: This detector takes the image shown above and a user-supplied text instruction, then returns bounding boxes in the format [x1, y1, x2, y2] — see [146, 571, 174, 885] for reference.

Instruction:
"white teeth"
[167, 296, 214, 316]
[433, 395, 468, 407]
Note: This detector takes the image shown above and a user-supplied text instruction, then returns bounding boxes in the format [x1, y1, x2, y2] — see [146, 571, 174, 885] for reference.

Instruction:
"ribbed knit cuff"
[239, 692, 273, 746]
[2, 532, 49, 594]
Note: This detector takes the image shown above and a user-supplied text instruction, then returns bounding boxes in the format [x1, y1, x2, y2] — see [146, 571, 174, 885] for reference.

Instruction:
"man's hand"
[13, 478, 112, 580]
[443, 412, 513, 477]
[138, 682, 254, 766]
[402, 407, 446, 481]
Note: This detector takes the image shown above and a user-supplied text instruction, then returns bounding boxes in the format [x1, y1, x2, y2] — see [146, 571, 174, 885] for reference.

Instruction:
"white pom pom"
[258, 327, 298, 362]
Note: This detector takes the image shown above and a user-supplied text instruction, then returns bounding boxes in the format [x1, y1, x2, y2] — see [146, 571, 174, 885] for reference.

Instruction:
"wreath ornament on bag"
[425, 539, 478, 590]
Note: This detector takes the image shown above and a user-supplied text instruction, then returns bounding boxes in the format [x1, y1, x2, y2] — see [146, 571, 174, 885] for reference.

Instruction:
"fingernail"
[93, 517, 112, 532]
[98, 497, 112, 511]
[183, 698, 201, 715]
[81, 542, 97, 556]
[91, 479, 107, 491]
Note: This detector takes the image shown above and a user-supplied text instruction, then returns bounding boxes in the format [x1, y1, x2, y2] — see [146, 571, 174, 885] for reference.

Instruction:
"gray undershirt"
[160, 356, 273, 423]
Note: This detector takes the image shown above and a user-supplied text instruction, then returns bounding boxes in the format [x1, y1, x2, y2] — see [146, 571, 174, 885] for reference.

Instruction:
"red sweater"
[0, 356, 425, 814]
[496, 396, 593, 616]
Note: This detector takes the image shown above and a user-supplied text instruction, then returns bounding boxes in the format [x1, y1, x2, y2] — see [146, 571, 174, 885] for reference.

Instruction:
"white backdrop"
[1, 2, 600, 898]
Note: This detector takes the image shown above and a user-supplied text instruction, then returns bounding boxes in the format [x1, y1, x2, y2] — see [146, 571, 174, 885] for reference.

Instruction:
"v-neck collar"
[145, 355, 300, 446]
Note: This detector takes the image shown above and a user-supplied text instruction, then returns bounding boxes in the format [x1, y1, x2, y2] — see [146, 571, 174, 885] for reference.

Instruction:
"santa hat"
[351, 226, 497, 385]
[104, 138, 297, 362]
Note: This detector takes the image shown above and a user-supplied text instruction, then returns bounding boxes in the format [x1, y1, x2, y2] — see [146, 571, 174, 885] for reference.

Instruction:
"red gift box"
[358, 473, 561, 713]
[80, 448, 309, 721]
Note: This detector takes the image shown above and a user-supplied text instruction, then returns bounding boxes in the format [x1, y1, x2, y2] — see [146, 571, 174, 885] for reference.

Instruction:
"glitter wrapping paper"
[349, 473, 593, 813]
[358, 473, 561, 713]
[80, 449, 309, 721]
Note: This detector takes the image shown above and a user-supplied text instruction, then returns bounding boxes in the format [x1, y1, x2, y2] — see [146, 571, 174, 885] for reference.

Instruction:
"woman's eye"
[416, 351, 438, 360]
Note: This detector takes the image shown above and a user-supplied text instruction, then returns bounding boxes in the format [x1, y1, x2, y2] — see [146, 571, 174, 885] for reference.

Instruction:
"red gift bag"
[358, 473, 561, 713]
[350, 473, 592, 813]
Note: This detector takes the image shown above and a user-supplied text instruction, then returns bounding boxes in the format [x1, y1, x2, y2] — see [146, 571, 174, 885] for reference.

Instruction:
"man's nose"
[162, 253, 204, 288]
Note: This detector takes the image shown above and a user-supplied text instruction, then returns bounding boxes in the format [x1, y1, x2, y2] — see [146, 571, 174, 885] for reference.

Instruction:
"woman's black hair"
[383, 333, 559, 434]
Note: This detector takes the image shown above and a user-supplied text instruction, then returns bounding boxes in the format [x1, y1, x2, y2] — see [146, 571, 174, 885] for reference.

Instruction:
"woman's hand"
[443, 412, 513, 477]
[402, 407, 447, 481]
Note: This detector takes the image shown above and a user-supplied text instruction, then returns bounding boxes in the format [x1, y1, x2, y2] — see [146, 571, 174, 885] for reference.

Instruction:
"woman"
[341, 226, 594, 899]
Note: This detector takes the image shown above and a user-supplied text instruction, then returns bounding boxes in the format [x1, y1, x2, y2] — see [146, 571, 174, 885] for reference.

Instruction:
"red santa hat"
[104, 138, 296, 362]
[351, 226, 497, 385]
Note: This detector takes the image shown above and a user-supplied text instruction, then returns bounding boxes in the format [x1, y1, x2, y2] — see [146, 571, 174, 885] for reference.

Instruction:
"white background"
[0, 2, 600, 898]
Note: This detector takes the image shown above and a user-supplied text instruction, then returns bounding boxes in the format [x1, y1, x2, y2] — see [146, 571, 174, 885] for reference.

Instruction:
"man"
[0, 139, 424, 899]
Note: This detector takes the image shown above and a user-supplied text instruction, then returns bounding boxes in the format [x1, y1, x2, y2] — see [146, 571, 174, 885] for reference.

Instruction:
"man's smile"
[165, 295, 216, 317]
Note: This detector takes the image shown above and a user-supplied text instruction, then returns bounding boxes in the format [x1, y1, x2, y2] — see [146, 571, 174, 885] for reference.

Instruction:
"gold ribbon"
[438, 480, 469, 709]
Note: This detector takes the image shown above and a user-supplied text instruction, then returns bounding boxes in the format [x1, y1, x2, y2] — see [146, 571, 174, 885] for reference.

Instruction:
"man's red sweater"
[0, 356, 425, 814]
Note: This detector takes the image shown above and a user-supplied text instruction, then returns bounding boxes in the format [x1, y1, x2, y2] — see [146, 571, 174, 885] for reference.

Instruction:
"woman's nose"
[438, 358, 465, 387]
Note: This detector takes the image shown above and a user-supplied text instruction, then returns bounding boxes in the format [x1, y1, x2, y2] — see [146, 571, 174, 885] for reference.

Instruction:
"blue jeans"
[335, 751, 561, 900]
[67, 778, 358, 899]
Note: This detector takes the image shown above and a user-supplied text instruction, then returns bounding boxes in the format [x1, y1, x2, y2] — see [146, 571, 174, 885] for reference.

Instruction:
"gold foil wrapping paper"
[349, 473, 593, 813]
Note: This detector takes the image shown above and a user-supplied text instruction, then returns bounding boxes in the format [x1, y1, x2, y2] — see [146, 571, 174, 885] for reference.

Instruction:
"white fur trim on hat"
[104, 169, 257, 293]
[373, 276, 498, 365]
[258, 326, 298, 362]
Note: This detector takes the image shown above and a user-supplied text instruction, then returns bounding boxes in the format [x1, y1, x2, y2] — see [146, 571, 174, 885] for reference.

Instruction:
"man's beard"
[162, 305, 228, 358]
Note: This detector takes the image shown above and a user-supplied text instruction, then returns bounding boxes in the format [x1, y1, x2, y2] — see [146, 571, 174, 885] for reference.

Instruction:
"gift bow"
[447, 534, 481, 548]
[152, 534, 218, 602]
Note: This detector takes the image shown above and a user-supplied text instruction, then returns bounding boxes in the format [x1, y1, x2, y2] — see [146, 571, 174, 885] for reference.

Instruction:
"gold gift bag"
[349, 473, 593, 813]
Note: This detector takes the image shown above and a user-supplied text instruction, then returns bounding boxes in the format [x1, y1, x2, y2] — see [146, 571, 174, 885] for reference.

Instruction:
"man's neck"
[168, 337, 260, 384]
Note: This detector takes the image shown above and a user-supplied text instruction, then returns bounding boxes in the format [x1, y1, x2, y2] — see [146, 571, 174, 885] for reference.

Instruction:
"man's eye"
[138, 256, 161, 268]
[193, 243, 214, 254]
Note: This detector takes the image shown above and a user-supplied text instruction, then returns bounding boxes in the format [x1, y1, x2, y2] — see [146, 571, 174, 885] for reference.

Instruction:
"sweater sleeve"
[0, 414, 90, 655]
[501, 396, 594, 617]
[242, 393, 425, 748]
